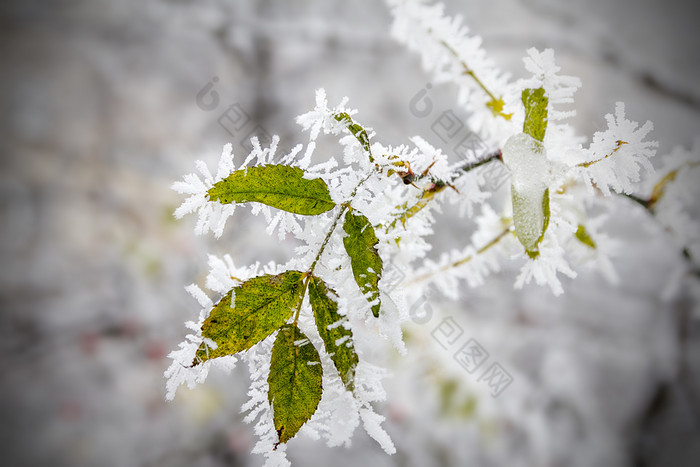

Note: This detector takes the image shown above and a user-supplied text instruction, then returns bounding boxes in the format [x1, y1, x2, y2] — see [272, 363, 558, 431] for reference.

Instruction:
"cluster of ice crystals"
[577, 103, 657, 195]
[165, 4, 683, 456]
[163, 283, 236, 401]
[514, 227, 577, 296]
[239, 339, 290, 467]
[295, 88, 356, 141]
[410, 205, 513, 298]
[520, 48, 581, 123]
[171, 143, 237, 238]
[387, 0, 515, 140]
[383, 1, 664, 296]
[167, 88, 446, 460]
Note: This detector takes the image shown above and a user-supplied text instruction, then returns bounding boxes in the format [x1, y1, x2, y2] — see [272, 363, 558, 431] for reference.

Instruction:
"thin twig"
[403, 226, 512, 286]
[439, 39, 497, 103]
[577, 140, 627, 168]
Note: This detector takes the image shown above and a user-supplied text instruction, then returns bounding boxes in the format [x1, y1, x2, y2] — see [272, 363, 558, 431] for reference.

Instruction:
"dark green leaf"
[308, 276, 358, 391]
[522, 87, 548, 142]
[268, 324, 323, 445]
[342, 211, 382, 317]
[208, 165, 335, 215]
[197, 271, 304, 362]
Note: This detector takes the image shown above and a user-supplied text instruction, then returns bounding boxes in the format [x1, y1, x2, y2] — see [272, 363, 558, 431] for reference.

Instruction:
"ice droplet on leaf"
[502, 132, 550, 256]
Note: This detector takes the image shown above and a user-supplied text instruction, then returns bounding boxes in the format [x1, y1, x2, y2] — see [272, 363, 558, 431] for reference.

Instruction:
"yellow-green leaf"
[197, 271, 304, 362]
[486, 97, 513, 121]
[268, 324, 323, 445]
[505, 88, 551, 258]
[575, 224, 596, 249]
[522, 87, 548, 142]
[333, 112, 372, 159]
[342, 211, 382, 317]
[512, 187, 550, 259]
[308, 276, 358, 391]
[208, 165, 335, 215]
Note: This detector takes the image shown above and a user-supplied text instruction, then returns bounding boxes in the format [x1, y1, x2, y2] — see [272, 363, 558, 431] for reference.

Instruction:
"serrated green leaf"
[308, 276, 358, 391]
[522, 87, 548, 142]
[342, 211, 382, 317]
[268, 324, 323, 445]
[575, 224, 596, 249]
[197, 271, 304, 362]
[208, 165, 335, 215]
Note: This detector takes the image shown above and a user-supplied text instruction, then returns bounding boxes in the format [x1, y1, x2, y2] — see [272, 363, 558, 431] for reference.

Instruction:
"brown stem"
[577, 140, 627, 168]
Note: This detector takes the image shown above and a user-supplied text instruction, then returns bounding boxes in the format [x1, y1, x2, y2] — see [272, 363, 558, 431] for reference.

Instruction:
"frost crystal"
[171, 143, 237, 237]
[578, 103, 657, 195]
[163, 284, 237, 401]
[295, 88, 355, 141]
[514, 232, 577, 296]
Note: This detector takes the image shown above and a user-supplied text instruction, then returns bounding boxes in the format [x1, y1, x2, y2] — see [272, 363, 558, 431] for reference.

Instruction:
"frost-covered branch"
[162, 2, 699, 465]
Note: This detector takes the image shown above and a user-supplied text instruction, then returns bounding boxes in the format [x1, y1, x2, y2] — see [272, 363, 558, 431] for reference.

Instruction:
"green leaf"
[507, 88, 551, 259]
[512, 187, 550, 259]
[333, 112, 373, 160]
[268, 324, 323, 445]
[486, 97, 513, 121]
[342, 211, 382, 317]
[308, 276, 358, 391]
[208, 165, 335, 215]
[522, 87, 548, 142]
[197, 271, 304, 362]
[575, 224, 597, 249]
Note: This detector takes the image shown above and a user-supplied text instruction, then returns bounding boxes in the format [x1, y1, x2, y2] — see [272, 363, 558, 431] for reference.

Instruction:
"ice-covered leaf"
[208, 165, 335, 215]
[268, 324, 323, 445]
[197, 271, 305, 362]
[343, 211, 383, 317]
[508, 89, 551, 257]
[308, 276, 358, 391]
[522, 87, 548, 142]
[502, 133, 550, 258]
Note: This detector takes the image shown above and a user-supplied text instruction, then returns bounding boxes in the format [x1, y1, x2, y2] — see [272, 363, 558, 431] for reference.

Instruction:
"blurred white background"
[1, 0, 699, 466]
